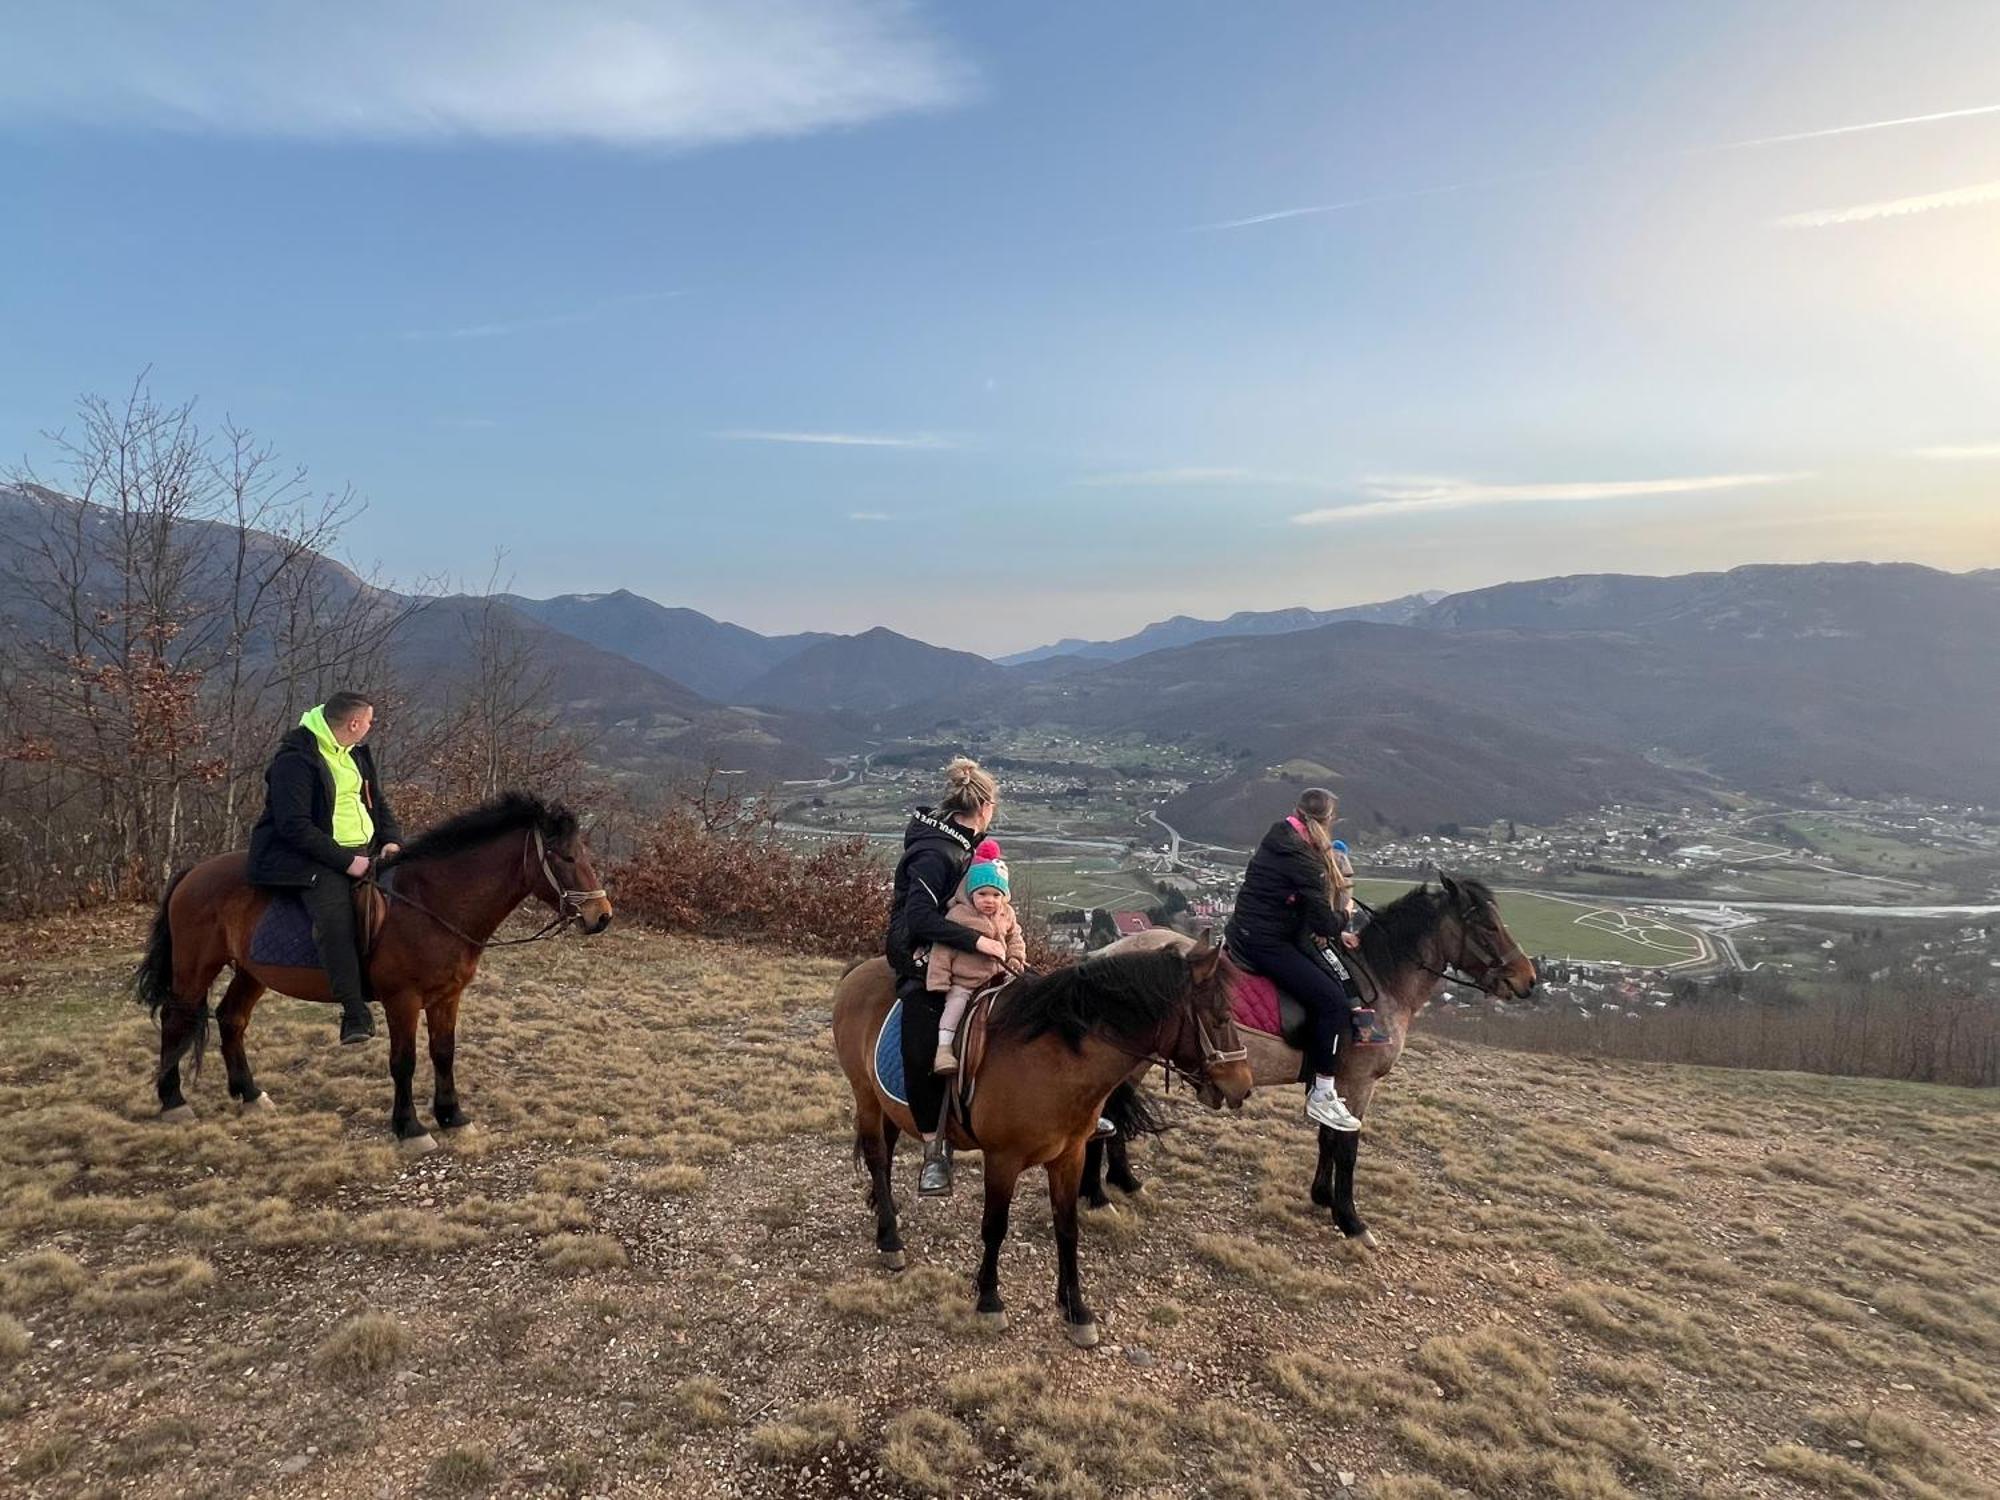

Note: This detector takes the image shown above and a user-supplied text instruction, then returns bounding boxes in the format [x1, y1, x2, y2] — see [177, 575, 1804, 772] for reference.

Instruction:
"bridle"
[1122, 971, 1248, 1092]
[1350, 894, 1527, 998]
[1419, 908, 1527, 996]
[370, 827, 605, 951]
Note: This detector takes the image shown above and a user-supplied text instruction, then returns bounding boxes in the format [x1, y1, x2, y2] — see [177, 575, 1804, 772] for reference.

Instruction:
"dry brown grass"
[0, 911, 1995, 1498]
[313, 1310, 407, 1386]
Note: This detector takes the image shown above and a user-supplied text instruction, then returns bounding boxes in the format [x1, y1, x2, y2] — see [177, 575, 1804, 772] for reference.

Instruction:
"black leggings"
[896, 975, 949, 1134]
[1238, 936, 1353, 1077]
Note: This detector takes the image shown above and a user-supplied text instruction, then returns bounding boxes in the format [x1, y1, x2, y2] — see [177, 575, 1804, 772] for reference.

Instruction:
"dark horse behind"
[1085, 875, 1535, 1246]
[132, 792, 612, 1151]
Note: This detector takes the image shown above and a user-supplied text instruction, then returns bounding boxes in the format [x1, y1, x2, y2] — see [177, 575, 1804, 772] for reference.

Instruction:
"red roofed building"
[1111, 911, 1153, 936]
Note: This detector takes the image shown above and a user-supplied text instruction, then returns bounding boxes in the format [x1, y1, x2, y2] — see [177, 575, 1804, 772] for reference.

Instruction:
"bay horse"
[1084, 875, 1534, 1247]
[831, 936, 1254, 1347]
[131, 793, 612, 1151]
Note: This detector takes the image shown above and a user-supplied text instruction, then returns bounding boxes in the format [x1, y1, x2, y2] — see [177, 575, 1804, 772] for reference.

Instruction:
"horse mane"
[383, 791, 578, 867]
[1356, 874, 1494, 975]
[991, 946, 1192, 1052]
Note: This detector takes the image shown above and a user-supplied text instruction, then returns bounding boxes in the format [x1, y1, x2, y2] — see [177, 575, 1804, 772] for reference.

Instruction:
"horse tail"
[1103, 1079, 1168, 1141]
[131, 869, 188, 1017]
[131, 868, 210, 1079]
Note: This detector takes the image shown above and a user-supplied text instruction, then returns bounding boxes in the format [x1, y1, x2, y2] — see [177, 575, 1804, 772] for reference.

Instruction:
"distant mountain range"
[9, 482, 1997, 839]
[997, 591, 1446, 665]
[885, 562, 2000, 841]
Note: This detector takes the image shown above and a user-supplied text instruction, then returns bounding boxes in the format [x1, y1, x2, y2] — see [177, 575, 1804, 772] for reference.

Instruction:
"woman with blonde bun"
[884, 756, 1002, 1196]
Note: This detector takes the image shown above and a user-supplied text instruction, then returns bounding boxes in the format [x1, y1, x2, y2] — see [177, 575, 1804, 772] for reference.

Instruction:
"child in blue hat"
[926, 858, 1026, 1072]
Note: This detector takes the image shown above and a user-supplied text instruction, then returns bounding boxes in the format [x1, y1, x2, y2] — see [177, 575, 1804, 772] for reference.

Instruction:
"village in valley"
[778, 731, 2000, 1022]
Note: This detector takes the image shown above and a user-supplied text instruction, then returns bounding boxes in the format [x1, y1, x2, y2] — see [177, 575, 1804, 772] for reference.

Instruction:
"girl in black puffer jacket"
[1224, 787, 1379, 1132]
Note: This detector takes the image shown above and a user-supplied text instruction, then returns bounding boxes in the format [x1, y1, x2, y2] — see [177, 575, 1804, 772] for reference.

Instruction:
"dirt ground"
[1, 912, 1996, 1499]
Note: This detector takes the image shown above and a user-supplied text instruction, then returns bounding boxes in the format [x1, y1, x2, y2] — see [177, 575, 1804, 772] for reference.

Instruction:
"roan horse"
[832, 937, 1254, 1346]
[131, 793, 613, 1151]
[1084, 876, 1535, 1247]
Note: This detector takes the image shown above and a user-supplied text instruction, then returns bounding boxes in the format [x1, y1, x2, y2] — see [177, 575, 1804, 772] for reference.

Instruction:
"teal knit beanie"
[966, 861, 1009, 897]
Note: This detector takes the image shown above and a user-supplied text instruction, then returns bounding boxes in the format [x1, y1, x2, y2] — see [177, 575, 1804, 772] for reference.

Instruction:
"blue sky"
[3, 1, 1998, 654]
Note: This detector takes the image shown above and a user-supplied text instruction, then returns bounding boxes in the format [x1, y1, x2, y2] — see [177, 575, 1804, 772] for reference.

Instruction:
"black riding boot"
[918, 1136, 953, 1196]
[339, 1002, 376, 1045]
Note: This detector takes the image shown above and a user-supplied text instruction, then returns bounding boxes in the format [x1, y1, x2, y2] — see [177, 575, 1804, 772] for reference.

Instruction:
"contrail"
[1195, 101, 2000, 233]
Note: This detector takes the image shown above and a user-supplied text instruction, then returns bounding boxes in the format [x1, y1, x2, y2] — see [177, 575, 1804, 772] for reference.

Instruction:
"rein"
[367, 828, 604, 952]
[1353, 894, 1524, 996]
[1099, 984, 1246, 1093]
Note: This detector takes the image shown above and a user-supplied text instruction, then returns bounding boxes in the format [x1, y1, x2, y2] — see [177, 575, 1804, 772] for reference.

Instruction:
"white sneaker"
[1305, 1082, 1361, 1132]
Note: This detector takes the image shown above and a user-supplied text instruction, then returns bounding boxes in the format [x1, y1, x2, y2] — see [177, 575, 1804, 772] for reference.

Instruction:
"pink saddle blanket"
[1230, 972, 1284, 1037]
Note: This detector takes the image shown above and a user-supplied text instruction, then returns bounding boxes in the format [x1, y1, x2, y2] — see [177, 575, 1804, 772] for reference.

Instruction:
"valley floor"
[1, 914, 1995, 1499]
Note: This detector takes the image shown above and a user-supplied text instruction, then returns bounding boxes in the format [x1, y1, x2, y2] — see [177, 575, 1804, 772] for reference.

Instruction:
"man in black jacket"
[246, 691, 402, 1044]
[884, 758, 1004, 1196]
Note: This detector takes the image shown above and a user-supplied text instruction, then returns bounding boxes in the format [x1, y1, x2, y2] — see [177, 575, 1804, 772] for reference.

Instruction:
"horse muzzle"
[577, 899, 614, 935]
[1208, 1061, 1254, 1110]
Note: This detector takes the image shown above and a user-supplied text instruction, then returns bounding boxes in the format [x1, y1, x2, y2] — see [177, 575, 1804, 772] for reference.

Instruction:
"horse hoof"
[159, 1105, 197, 1125]
[239, 1092, 275, 1114]
[399, 1133, 439, 1157]
[438, 1121, 477, 1137]
[977, 1309, 1008, 1333]
[1065, 1320, 1102, 1349]
[1116, 1181, 1147, 1198]
[1352, 1229, 1380, 1252]
[878, 1249, 907, 1271]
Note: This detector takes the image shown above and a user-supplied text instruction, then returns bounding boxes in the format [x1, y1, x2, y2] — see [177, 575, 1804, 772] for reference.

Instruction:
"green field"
[1356, 880, 1707, 968]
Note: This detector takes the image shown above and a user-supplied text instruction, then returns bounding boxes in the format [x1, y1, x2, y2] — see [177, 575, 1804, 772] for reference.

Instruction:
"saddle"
[945, 974, 1013, 1145]
[247, 873, 392, 970]
[1227, 940, 1379, 1052]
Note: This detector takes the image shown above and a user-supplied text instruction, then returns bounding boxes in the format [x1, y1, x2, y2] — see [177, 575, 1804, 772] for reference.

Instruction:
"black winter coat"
[245, 726, 402, 887]
[1224, 817, 1346, 953]
[885, 808, 985, 982]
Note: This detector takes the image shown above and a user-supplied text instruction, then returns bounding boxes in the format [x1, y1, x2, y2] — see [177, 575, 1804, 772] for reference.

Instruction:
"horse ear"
[1196, 925, 1215, 948]
[1439, 872, 1462, 903]
[1188, 929, 1221, 981]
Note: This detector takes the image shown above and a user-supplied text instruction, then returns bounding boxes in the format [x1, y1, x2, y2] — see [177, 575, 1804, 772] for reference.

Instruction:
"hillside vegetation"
[2, 915, 1995, 1499]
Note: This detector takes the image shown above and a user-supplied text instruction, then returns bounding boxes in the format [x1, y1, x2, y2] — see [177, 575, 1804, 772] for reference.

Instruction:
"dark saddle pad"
[248, 879, 391, 969]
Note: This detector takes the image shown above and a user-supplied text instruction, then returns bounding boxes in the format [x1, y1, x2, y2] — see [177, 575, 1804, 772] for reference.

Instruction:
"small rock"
[278, 1455, 310, 1475]
[1338, 1472, 1356, 1486]
[1124, 1347, 1155, 1368]
[1306, 1458, 1325, 1476]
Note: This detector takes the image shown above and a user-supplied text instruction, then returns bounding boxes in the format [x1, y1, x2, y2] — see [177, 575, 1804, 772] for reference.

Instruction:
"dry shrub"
[427, 1443, 499, 1496]
[0, 1248, 87, 1310]
[1553, 1281, 1714, 1368]
[747, 1398, 859, 1463]
[74, 1254, 212, 1317]
[636, 1164, 706, 1197]
[613, 774, 888, 953]
[823, 1264, 980, 1332]
[1191, 1232, 1348, 1306]
[881, 1409, 983, 1494]
[0, 1313, 28, 1363]
[351, 1208, 482, 1255]
[108, 1415, 200, 1477]
[671, 1375, 733, 1428]
[532, 1157, 611, 1195]
[539, 1233, 627, 1272]
[314, 1311, 407, 1386]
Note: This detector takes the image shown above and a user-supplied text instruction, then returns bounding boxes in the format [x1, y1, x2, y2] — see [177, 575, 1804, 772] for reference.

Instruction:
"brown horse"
[131, 793, 612, 1151]
[1084, 876, 1535, 1247]
[832, 937, 1254, 1346]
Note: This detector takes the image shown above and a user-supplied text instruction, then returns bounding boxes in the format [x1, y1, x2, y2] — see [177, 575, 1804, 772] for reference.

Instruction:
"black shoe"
[918, 1140, 953, 1197]
[339, 1008, 376, 1045]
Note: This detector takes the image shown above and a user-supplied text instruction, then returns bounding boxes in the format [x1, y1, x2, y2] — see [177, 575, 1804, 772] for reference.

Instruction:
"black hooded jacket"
[1224, 817, 1346, 952]
[245, 726, 402, 888]
[885, 807, 985, 982]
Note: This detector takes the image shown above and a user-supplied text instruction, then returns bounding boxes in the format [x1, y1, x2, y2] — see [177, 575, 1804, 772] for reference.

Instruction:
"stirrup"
[1351, 1008, 1392, 1048]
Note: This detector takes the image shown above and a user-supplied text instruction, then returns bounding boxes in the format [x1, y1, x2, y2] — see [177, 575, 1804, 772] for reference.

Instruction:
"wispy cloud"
[1077, 466, 1328, 488]
[847, 511, 893, 522]
[718, 430, 953, 450]
[1292, 472, 1808, 525]
[1777, 180, 2000, 228]
[404, 290, 688, 341]
[1912, 442, 2000, 460]
[1195, 102, 2000, 233]
[0, 0, 972, 146]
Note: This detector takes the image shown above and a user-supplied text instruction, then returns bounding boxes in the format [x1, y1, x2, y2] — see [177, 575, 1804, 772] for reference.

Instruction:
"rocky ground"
[1, 912, 1995, 1498]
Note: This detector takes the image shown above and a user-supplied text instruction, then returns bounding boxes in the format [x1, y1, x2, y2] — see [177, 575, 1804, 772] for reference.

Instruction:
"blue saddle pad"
[873, 1000, 908, 1108]
[249, 891, 320, 968]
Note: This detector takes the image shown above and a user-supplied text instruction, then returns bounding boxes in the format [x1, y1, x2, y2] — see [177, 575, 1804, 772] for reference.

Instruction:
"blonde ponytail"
[1294, 787, 1351, 903]
[941, 755, 998, 818]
